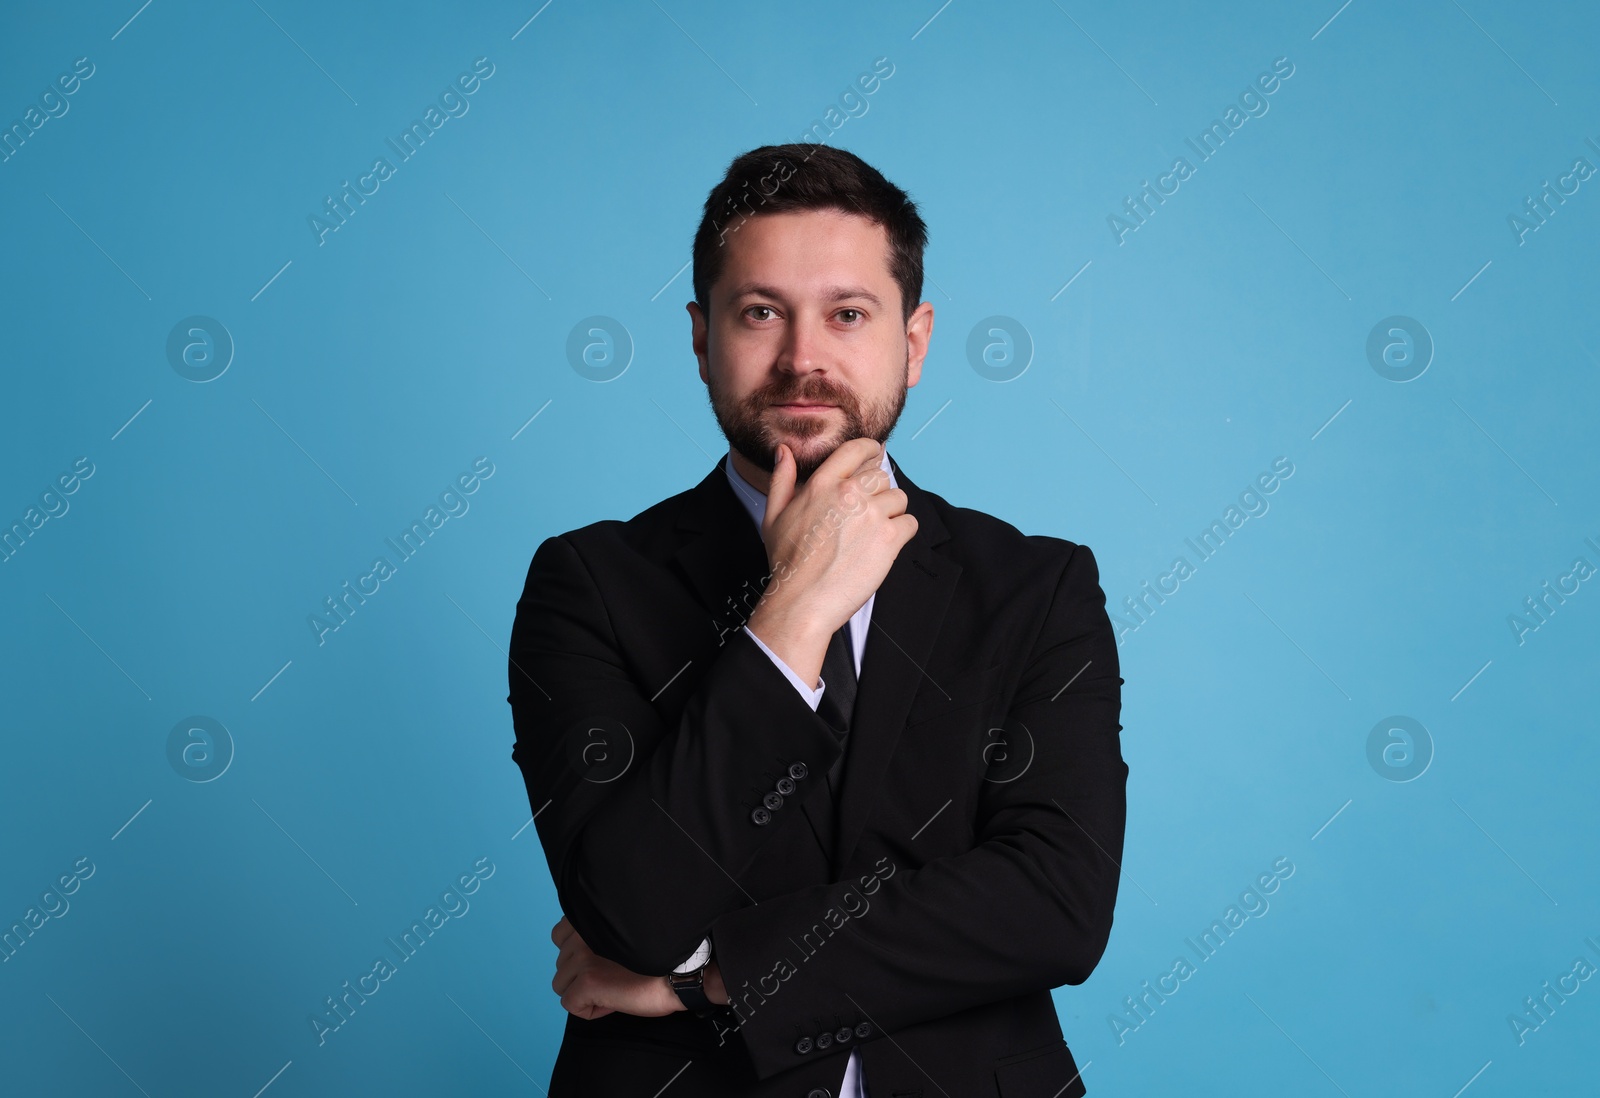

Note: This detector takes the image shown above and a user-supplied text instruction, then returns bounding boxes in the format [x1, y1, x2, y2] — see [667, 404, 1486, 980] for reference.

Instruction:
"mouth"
[771, 402, 835, 411]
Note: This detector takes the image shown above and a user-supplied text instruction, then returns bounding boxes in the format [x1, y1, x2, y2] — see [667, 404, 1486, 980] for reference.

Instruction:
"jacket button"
[794, 1036, 813, 1054]
[854, 1021, 872, 1038]
[834, 1026, 851, 1044]
[806, 1089, 832, 1098]
[815, 1031, 833, 1049]
[762, 791, 784, 811]
[776, 776, 796, 795]
[751, 807, 771, 825]
[788, 761, 808, 780]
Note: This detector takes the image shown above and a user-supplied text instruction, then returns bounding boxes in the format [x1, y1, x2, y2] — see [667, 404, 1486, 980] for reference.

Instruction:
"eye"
[744, 305, 777, 322]
[837, 308, 864, 324]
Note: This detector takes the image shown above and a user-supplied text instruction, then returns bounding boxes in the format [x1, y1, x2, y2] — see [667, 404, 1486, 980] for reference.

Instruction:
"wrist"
[748, 594, 823, 641]
[665, 954, 723, 1013]
[662, 972, 689, 1013]
[746, 607, 830, 687]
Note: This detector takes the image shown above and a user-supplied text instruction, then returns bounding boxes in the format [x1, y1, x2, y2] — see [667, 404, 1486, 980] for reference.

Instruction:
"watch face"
[671, 937, 712, 974]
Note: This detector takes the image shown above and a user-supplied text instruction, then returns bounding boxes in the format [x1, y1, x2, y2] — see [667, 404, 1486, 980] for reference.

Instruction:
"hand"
[550, 916, 680, 1020]
[749, 438, 917, 686]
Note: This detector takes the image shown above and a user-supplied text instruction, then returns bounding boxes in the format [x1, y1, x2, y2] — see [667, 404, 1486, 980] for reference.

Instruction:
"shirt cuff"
[743, 625, 824, 711]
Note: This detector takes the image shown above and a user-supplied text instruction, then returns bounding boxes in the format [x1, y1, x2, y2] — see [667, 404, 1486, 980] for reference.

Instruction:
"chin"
[778, 427, 840, 451]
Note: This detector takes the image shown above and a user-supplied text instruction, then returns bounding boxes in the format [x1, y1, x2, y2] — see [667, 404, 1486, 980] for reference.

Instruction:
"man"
[507, 144, 1126, 1097]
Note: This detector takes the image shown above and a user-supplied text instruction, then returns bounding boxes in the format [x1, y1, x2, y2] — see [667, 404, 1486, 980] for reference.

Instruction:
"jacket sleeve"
[507, 532, 846, 975]
[705, 543, 1127, 1081]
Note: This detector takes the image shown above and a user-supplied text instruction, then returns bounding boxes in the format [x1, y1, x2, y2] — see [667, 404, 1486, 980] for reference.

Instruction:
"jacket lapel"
[831, 455, 959, 871]
[669, 459, 840, 865]
[670, 462, 773, 648]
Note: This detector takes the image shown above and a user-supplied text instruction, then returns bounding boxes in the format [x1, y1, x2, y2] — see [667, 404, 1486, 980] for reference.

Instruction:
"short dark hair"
[691, 144, 927, 324]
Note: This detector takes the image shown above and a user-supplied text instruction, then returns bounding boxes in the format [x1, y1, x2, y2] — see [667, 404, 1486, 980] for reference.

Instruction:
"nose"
[776, 311, 825, 376]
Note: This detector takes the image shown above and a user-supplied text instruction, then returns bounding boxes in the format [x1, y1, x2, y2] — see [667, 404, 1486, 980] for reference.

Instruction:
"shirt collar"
[723, 448, 897, 530]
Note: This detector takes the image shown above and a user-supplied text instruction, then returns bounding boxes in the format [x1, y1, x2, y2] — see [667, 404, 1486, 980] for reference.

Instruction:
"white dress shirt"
[721, 447, 893, 1098]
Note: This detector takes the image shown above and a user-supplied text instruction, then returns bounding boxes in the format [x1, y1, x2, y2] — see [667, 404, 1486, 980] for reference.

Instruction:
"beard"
[707, 354, 910, 484]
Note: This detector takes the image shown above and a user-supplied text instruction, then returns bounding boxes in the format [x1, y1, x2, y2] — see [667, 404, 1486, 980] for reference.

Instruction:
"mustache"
[757, 380, 853, 407]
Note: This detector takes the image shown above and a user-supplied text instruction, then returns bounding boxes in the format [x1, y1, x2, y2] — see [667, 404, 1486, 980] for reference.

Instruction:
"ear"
[904, 300, 933, 388]
[687, 300, 710, 384]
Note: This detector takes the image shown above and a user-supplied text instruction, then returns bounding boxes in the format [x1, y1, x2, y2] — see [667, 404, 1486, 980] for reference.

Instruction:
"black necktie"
[816, 620, 858, 796]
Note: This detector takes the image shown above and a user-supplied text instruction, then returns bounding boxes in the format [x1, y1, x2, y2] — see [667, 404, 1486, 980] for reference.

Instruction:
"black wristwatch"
[667, 937, 714, 1012]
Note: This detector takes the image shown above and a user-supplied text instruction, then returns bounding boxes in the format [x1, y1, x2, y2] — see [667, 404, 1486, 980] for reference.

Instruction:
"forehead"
[717, 209, 893, 297]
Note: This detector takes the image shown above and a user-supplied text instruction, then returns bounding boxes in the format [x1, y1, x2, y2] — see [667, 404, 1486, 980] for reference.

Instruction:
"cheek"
[717, 322, 775, 362]
[857, 346, 909, 397]
[703, 330, 739, 372]
[708, 357, 769, 408]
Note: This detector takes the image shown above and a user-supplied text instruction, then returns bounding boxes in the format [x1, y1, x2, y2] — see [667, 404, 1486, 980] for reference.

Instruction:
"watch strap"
[667, 966, 714, 1012]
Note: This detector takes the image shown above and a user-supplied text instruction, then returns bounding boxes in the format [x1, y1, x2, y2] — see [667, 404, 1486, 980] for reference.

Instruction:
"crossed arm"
[509, 533, 1126, 1079]
[548, 619, 832, 1018]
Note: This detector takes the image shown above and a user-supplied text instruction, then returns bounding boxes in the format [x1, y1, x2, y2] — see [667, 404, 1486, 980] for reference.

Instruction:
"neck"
[728, 448, 776, 495]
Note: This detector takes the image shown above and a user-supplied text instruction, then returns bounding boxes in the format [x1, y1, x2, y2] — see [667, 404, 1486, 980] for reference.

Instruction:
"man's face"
[689, 208, 933, 485]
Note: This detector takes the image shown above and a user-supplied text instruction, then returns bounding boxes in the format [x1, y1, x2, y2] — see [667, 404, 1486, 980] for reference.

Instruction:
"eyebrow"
[724, 282, 885, 310]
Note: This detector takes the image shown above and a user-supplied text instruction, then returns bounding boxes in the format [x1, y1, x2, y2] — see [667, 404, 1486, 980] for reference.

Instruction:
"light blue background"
[2, 1, 1596, 1094]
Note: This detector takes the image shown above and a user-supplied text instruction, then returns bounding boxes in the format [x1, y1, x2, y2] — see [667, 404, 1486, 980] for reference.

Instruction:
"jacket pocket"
[992, 1039, 1087, 1098]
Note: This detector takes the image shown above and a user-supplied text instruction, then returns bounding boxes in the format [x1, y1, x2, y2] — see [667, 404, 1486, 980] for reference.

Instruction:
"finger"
[849, 457, 893, 497]
[554, 959, 580, 998]
[869, 486, 909, 517]
[567, 996, 613, 1021]
[763, 443, 796, 532]
[552, 952, 586, 997]
[819, 437, 883, 483]
[559, 973, 615, 1021]
[849, 437, 886, 469]
[891, 511, 920, 542]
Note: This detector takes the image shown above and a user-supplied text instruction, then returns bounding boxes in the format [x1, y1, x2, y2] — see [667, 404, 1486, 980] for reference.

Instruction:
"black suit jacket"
[507, 454, 1127, 1097]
